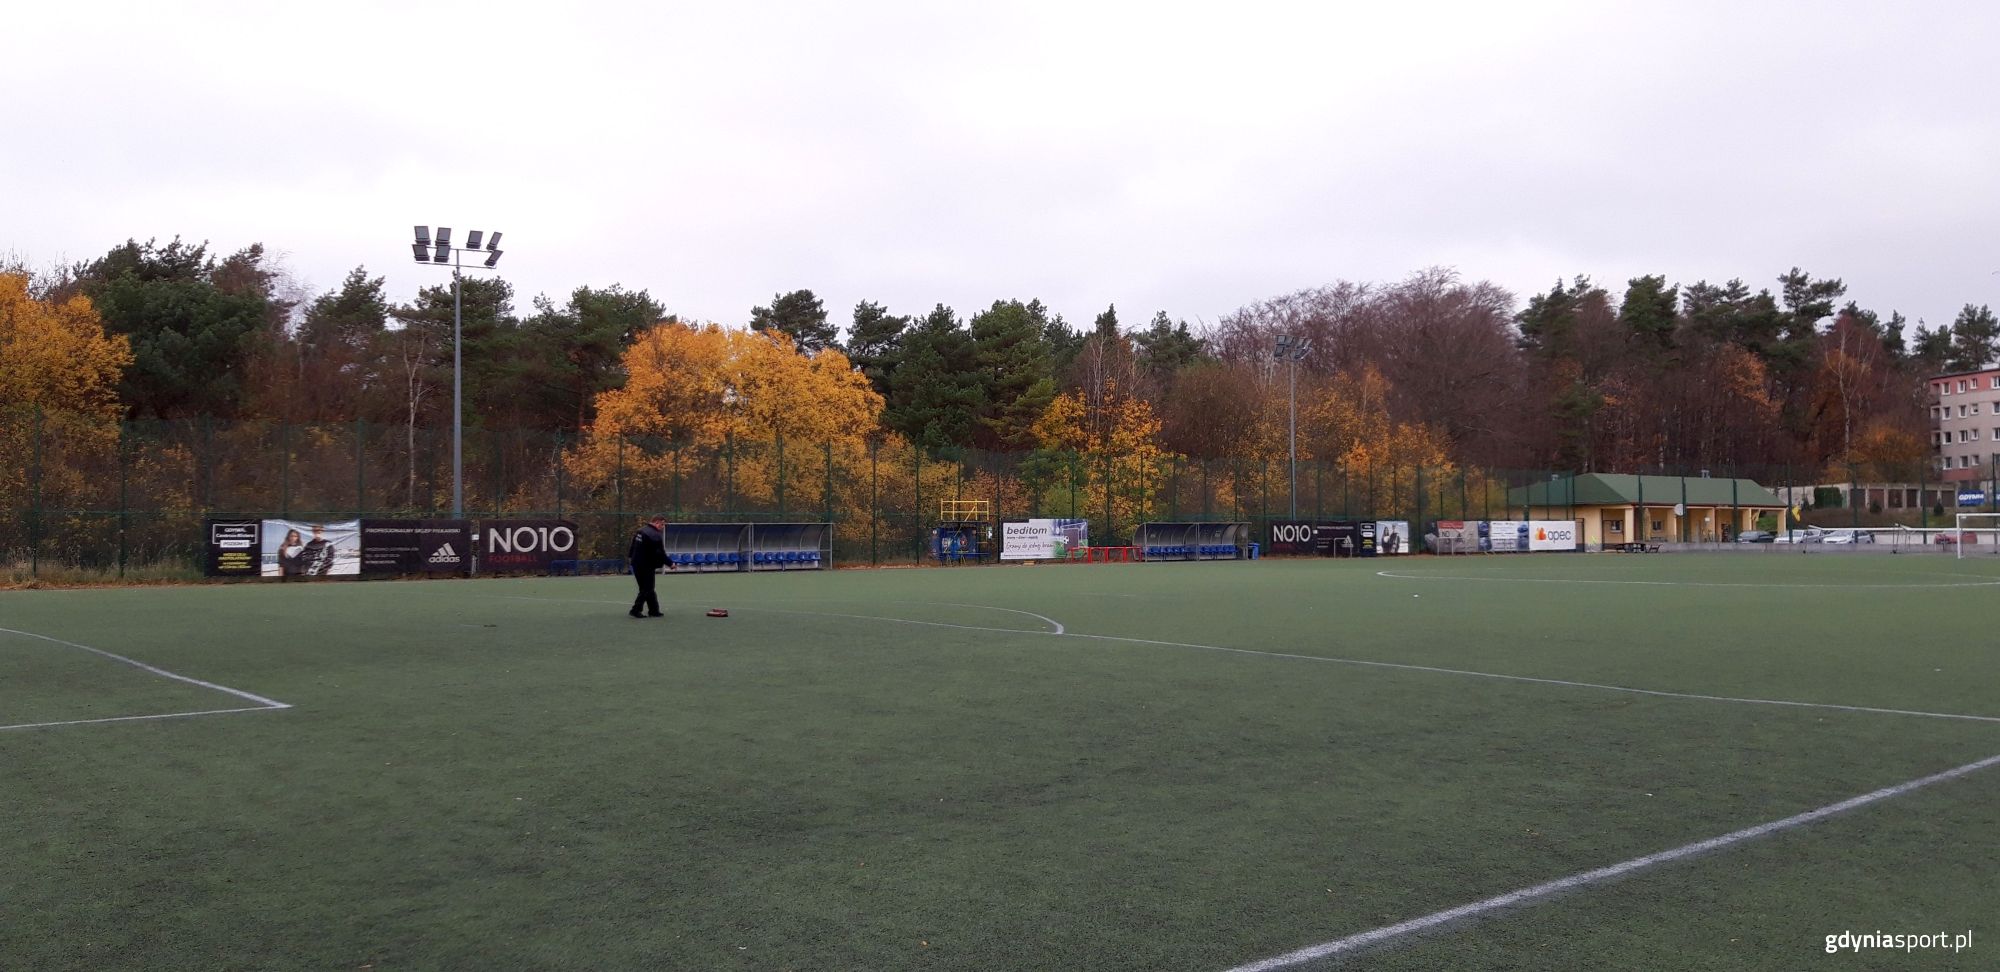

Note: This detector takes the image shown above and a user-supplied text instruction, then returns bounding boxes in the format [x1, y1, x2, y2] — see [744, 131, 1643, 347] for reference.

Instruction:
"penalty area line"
[1219, 749, 2000, 971]
[0, 706, 286, 733]
[0, 626, 292, 711]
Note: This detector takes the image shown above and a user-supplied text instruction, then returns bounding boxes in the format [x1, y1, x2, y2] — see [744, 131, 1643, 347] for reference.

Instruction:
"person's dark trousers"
[631, 567, 660, 617]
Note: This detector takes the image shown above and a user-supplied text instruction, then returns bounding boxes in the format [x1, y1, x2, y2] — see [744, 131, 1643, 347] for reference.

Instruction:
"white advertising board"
[1528, 520, 1578, 551]
[1001, 519, 1088, 560]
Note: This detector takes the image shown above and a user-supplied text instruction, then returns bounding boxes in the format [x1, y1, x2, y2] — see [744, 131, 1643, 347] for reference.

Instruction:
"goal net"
[1950, 513, 2000, 558]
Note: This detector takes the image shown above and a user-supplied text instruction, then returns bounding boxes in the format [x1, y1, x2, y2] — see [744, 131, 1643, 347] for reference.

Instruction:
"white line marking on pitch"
[1375, 569, 2000, 589]
[0, 706, 285, 732]
[436, 592, 2000, 725]
[1219, 749, 2000, 971]
[0, 626, 292, 718]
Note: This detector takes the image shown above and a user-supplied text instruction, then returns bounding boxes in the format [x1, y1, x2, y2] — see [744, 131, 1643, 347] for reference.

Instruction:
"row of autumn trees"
[9, 237, 2000, 516]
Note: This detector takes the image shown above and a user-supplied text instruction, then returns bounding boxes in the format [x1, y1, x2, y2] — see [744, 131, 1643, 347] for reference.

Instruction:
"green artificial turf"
[3, 553, 1997, 970]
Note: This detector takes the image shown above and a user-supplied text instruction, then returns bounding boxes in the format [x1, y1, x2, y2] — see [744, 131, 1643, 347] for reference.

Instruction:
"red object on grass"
[706, 609, 729, 618]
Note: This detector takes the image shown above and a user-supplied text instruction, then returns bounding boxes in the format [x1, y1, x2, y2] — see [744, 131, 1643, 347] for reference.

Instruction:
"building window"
[1651, 520, 1665, 532]
[1962, 380, 1972, 392]
[1944, 383, 1954, 395]
[1961, 405, 1970, 417]
[1976, 403, 1984, 415]
[1607, 520, 1623, 534]
[1992, 377, 1999, 389]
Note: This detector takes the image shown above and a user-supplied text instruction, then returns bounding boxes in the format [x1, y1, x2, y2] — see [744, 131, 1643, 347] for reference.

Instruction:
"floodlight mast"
[410, 224, 506, 519]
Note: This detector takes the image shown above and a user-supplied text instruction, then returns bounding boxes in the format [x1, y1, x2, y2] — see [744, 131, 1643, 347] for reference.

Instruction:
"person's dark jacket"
[628, 523, 668, 573]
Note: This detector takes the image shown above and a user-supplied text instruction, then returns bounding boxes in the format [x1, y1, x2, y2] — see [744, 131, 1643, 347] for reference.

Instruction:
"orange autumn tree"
[1029, 380, 1179, 534]
[1295, 364, 1455, 517]
[1, 273, 134, 525]
[567, 322, 884, 517]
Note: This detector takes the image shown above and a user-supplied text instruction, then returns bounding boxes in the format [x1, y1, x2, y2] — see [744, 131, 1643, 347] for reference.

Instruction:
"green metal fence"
[6, 406, 1975, 575]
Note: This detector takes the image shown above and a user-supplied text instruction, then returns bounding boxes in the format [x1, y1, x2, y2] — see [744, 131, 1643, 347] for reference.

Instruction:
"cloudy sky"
[5, 1, 1997, 333]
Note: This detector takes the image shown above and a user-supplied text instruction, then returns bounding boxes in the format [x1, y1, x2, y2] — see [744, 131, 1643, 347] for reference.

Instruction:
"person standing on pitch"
[627, 514, 671, 618]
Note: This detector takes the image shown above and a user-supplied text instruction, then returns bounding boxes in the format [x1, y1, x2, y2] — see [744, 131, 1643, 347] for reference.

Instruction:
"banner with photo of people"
[261, 519, 362, 577]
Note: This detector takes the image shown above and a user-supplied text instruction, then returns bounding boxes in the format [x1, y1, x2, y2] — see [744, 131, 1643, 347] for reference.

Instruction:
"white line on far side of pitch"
[1219, 748, 2000, 971]
[0, 626, 292, 711]
[444, 592, 2000, 726]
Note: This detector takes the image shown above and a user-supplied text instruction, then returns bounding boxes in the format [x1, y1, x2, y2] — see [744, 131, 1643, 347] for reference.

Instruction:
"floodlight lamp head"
[465, 230, 484, 250]
[411, 243, 430, 263]
[433, 244, 450, 263]
[485, 232, 501, 251]
[414, 225, 431, 245]
[483, 249, 503, 268]
[435, 227, 451, 247]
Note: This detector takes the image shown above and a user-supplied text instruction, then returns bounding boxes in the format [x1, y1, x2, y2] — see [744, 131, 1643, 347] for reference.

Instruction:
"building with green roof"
[1505, 473, 1786, 545]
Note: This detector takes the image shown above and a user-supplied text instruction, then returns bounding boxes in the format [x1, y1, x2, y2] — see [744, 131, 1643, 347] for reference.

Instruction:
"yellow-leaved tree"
[2, 274, 134, 536]
[1295, 365, 1456, 518]
[1029, 380, 1179, 537]
[565, 322, 885, 538]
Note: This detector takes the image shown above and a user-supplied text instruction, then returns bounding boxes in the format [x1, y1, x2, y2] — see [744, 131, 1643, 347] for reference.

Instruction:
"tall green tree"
[1134, 310, 1207, 384]
[968, 299, 1057, 449]
[1618, 275, 1679, 354]
[844, 300, 908, 398]
[513, 284, 662, 428]
[1910, 320, 1953, 375]
[1946, 304, 1999, 373]
[885, 304, 983, 450]
[79, 237, 286, 418]
[390, 276, 519, 425]
[749, 289, 836, 353]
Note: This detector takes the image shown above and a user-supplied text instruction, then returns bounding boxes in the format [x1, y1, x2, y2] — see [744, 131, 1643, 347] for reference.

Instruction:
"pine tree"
[845, 300, 908, 398]
[749, 289, 837, 353]
[969, 299, 1056, 449]
[884, 304, 984, 450]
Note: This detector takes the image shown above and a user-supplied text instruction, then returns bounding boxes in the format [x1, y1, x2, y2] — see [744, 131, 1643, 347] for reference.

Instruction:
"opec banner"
[1528, 520, 1578, 551]
[1001, 519, 1088, 560]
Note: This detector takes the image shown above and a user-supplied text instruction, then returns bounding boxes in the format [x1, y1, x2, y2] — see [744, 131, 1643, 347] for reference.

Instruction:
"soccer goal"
[1950, 513, 2000, 558]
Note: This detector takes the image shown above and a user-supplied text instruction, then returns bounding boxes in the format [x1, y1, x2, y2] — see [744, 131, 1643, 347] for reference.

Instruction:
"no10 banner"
[205, 518, 574, 577]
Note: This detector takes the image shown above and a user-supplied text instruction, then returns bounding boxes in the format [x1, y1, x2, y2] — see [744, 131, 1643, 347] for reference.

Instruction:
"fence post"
[615, 434, 625, 524]
[1850, 464, 1859, 529]
[555, 431, 567, 518]
[200, 413, 213, 510]
[1919, 461, 1927, 530]
[776, 431, 787, 518]
[280, 421, 291, 516]
[869, 438, 878, 566]
[355, 418, 366, 516]
[118, 421, 129, 577]
[725, 432, 735, 514]
[913, 445, 922, 565]
[1415, 466, 1424, 537]
[1104, 451, 1114, 546]
[29, 406, 43, 576]
[826, 441, 835, 527]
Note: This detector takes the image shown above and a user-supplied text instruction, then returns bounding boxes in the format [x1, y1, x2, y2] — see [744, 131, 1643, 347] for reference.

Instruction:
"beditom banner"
[1001, 519, 1089, 560]
[261, 519, 362, 577]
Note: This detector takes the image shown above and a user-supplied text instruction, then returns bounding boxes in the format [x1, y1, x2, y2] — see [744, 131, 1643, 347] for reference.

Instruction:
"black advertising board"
[478, 519, 579, 572]
[1319, 522, 1360, 557]
[1357, 520, 1378, 556]
[1267, 520, 1322, 555]
[205, 519, 262, 576]
[360, 519, 471, 574]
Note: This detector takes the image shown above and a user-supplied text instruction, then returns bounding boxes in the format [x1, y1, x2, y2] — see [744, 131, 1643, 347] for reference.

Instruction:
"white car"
[1821, 529, 1875, 544]
[1771, 529, 1827, 544]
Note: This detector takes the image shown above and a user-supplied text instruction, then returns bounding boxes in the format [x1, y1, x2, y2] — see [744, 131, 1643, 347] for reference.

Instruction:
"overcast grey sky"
[5, 1, 1997, 333]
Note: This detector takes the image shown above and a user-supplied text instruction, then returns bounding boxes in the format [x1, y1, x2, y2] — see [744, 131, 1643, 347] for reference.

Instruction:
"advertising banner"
[1268, 520, 1322, 556]
[1484, 520, 1530, 552]
[1959, 490, 1987, 507]
[361, 519, 471, 574]
[261, 519, 361, 577]
[205, 519, 262, 577]
[1001, 519, 1088, 560]
[478, 519, 579, 572]
[1374, 520, 1411, 555]
[1528, 520, 1579, 551]
[1316, 522, 1359, 557]
[1356, 520, 1378, 556]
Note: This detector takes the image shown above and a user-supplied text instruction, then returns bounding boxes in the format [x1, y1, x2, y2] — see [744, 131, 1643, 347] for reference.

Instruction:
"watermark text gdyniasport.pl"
[1825, 930, 1972, 955]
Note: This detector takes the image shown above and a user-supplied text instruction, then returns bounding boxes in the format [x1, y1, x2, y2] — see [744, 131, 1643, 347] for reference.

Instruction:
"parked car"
[1772, 528, 1827, 544]
[1822, 529, 1876, 544]
[1734, 530, 1775, 543]
[1935, 531, 1979, 545]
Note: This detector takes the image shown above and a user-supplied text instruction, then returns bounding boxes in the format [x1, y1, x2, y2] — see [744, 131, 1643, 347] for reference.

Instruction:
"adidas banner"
[359, 519, 472, 575]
